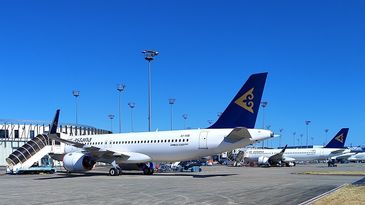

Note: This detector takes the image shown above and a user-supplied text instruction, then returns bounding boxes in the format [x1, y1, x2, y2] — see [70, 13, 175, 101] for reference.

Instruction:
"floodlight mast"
[117, 84, 126, 133]
[169, 98, 176, 130]
[305, 120, 311, 147]
[108, 114, 115, 132]
[72, 90, 80, 125]
[128, 102, 136, 132]
[142, 50, 159, 131]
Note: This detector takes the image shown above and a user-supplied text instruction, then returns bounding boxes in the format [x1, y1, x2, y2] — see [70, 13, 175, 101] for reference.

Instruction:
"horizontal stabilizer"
[224, 128, 251, 143]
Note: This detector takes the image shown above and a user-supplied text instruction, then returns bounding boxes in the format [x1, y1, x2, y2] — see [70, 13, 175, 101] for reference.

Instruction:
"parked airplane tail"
[209, 72, 268, 129]
[50, 109, 60, 134]
[324, 128, 349, 148]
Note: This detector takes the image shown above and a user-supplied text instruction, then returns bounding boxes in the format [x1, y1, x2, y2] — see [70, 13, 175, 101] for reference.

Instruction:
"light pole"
[117, 84, 126, 133]
[108, 114, 115, 133]
[324, 129, 329, 145]
[293, 132, 296, 146]
[182, 114, 188, 129]
[72, 90, 80, 125]
[300, 134, 303, 147]
[261, 101, 268, 147]
[168, 98, 176, 130]
[305, 120, 311, 147]
[279, 128, 284, 148]
[261, 101, 268, 128]
[142, 50, 159, 131]
[128, 102, 136, 132]
[266, 125, 271, 148]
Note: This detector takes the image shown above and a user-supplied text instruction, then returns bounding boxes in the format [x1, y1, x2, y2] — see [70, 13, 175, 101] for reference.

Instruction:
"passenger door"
[199, 131, 208, 149]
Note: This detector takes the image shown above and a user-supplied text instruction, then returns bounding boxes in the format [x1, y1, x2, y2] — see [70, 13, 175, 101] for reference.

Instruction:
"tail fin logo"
[335, 134, 344, 143]
[234, 88, 255, 113]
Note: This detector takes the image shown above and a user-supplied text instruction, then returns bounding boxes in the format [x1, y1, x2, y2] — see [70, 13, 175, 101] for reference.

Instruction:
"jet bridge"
[6, 134, 52, 174]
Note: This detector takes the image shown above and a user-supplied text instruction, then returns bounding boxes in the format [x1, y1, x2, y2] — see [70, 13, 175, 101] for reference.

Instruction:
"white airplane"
[49, 72, 273, 176]
[331, 147, 365, 163]
[347, 152, 365, 162]
[243, 128, 349, 167]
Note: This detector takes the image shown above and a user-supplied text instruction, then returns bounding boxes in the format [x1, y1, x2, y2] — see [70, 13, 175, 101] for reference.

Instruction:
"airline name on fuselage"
[74, 137, 92, 143]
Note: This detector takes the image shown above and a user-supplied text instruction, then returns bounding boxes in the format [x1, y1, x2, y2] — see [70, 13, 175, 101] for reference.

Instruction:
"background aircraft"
[243, 128, 349, 167]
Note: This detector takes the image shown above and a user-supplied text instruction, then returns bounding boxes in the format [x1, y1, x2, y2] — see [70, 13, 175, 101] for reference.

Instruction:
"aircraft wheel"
[143, 168, 154, 175]
[149, 168, 154, 175]
[143, 168, 149, 175]
[109, 168, 119, 176]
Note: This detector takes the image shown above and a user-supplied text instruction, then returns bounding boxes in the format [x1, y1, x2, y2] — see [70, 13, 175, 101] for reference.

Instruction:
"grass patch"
[313, 185, 365, 205]
[300, 171, 365, 176]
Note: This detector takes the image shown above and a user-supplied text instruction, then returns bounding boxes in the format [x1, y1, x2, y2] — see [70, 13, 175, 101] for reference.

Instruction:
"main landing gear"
[142, 162, 154, 175]
[109, 161, 122, 176]
[109, 167, 121, 176]
[143, 167, 154, 175]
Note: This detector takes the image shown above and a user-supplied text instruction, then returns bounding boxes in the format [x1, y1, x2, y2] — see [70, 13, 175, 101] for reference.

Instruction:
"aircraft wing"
[48, 134, 130, 162]
[268, 145, 288, 165]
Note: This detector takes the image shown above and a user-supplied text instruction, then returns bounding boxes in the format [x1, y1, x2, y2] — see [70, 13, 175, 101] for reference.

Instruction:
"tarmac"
[0, 163, 364, 205]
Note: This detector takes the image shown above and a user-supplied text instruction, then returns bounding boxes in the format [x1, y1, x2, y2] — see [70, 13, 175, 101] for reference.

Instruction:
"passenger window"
[179, 139, 181, 142]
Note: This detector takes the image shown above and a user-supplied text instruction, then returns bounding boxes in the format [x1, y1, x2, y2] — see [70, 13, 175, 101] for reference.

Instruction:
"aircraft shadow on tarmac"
[34, 171, 237, 180]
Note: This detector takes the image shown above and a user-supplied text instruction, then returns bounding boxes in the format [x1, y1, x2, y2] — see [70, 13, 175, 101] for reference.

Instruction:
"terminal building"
[0, 119, 110, 166]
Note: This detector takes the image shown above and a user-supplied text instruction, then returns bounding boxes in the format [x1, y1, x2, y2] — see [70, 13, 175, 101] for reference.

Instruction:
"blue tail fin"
[324, 128, 349, 148]
[209, 73, 268, 129]
[50, 109, 60, 134]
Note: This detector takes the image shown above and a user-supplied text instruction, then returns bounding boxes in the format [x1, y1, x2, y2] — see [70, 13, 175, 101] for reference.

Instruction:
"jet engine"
[63, 152, 96, 172]
[257, 156, 270, 166]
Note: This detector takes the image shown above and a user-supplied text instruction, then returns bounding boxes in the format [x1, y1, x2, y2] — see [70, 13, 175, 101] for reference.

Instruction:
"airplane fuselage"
[63, 128, 271, 163]
[244, 147, 346, 162]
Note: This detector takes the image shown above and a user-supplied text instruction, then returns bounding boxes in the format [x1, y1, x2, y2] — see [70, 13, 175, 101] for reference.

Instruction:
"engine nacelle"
[63, 152, 96, 172]
[257, 156, 269, 166]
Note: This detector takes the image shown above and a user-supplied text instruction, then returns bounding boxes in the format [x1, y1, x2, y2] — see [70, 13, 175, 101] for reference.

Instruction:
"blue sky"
[0, 1, 364, 147]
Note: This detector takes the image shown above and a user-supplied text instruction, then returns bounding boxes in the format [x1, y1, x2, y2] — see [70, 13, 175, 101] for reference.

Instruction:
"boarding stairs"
[6, 134, 53, 174]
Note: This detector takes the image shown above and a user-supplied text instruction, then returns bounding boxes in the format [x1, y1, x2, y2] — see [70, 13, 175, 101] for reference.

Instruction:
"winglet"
[209, 73, 268, 129]
[324, 128, 349, 148]
[50, 109, 60, 134]
[280, 145, 288, 153]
